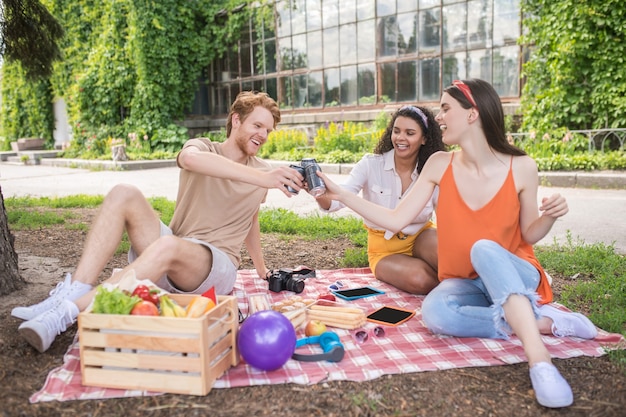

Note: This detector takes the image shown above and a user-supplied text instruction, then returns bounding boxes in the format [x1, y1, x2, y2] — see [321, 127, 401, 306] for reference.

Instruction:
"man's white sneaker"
[539, 304, 598, 339]
[11, 273, 91, 320]
[18, 299, 79, 353]
[529, 362, 574, 408]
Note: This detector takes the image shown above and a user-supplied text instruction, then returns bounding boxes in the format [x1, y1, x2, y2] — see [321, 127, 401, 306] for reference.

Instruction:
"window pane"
[324, 68, 340, 107]
[191, 78, 209, 115]
[379, 62, 396, 102]
[253, 79, 264, 93]
[494, 0, 520, 46]
[276, 0, 292, 37]
[211, 86, 229, 115]
[307, 30, 323, 68]
[419, 9, 440, 53]
[294, 74, 308, 108]
[308, 71, 323, 107]
[377, 0, 395, 17]
[358, 20, 375, 62]
[253, 43, 264, 75]
[468, 0, 492, 49]
[212, 56, 226, 82]
[279, 76, 293, 108]
[339, 0, 356, 24]
[230, 83, 241, 103]
[279, 38, 293, 70]
[419, 0, 440, 8]
[442, 3, 467, 52]
[442, 52, 467, 87]
[468, 49, 491, 81]
[265, 39, 277, 73]
[358, 63, 376, 104]
[241, 43, 252, 77]
[323, 27, 339, 66]
[292, 33, 308, 69]
[341, 65, 357, 106]
[398, 1, 417, 13]
[398, 12, 417, 55]
[357, 0, 375, 20]
[229, 49, 238, 75]
[398, 61, 417, 102]
[292, 0, 307, 34]
[322, 0, 338, 28]
[340, 23, 357, 65]
[378, 16, 399, 57]
[419, 58, 440, 101]
[306, 0, 322, 31]
[492, 46, 519, 96]
[266, 78, 278, 102]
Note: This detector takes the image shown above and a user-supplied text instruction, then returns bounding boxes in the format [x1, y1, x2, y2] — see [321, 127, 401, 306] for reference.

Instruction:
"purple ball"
[237, 310, 296, 371]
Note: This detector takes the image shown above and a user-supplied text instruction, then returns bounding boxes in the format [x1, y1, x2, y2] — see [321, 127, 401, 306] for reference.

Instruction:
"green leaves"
[1, 0, 255, 148]
[521, 0, 626, 132]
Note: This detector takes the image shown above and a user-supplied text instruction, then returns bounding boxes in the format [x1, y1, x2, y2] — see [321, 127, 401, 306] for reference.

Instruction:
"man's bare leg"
[72, 184, 162, 286]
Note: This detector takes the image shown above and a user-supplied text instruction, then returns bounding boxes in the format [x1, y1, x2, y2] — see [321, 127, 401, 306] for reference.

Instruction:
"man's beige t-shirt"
[168, 138, 270, 267]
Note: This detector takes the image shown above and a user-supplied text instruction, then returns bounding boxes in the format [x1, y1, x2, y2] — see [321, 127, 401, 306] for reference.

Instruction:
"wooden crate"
[78, 294, 239, 396]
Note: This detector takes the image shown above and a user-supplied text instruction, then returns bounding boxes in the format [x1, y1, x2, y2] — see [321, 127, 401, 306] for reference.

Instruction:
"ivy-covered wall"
[0, 0, 253, 152]
[521, 0, 626, 132]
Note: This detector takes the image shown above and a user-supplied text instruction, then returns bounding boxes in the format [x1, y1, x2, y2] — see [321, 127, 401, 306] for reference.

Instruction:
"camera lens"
[285, 277, 305, 294]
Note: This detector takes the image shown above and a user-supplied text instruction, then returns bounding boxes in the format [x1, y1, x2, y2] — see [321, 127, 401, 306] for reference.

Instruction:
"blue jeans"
[422, 239, 541, 339]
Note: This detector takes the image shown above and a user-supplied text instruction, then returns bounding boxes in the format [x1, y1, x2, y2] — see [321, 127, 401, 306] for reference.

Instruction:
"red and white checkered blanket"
[31, 268, 625, 403]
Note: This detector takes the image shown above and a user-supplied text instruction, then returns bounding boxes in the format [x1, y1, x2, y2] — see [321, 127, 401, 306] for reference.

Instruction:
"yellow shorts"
[366, 221, 436, 275]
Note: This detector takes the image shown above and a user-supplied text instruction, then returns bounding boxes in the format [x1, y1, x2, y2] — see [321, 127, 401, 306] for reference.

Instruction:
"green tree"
[0, 0, 63, 79]
[0, 0, 62, 294]
[521, 0, 626, 132]
[1, 0, 255, 151]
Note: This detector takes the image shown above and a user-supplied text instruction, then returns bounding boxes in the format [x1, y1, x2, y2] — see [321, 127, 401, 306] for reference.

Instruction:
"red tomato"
[132, 285, 160, 306]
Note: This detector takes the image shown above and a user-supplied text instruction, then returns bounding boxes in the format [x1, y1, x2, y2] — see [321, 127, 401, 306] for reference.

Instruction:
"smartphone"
[332, 286, 385, 301]
[366, 306, 415, 326]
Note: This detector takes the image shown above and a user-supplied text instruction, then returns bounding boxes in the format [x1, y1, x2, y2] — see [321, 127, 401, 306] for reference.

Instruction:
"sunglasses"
[353, 326, 386, 344]
[328, 280, 345, 291]
[452, 80, 477, 108]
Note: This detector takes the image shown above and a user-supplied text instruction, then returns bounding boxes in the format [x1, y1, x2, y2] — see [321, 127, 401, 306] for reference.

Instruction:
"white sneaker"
[11, 273, 91, 320]
[18, 299, 79, 353]
[539, 304, 598, 339]
[529, 362, 574, 408]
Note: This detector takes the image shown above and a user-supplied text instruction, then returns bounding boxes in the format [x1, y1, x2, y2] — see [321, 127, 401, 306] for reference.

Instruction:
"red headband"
[452, 80, 477, 108]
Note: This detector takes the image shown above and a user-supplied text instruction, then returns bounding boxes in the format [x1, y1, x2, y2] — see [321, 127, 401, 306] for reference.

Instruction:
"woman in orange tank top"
[318, 79, 597, 409]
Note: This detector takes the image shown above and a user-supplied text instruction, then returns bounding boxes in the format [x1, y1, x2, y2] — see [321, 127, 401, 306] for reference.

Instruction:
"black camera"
[286, 158, 326, 197]
[267, 266, 315, 293]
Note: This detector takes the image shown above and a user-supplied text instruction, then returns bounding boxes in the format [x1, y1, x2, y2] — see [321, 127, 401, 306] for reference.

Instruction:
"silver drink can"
[302, 158, 326, 197]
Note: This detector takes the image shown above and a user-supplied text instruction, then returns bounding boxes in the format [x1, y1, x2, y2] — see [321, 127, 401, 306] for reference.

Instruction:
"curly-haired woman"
[316, 105, 445, 294]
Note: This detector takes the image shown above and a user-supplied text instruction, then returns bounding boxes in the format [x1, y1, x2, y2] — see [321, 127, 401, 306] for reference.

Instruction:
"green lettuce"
[92, 286, 141, 315]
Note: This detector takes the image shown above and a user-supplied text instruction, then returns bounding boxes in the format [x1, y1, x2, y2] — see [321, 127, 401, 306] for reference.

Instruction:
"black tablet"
[366, 306, 415, 326]
[332, 286, 385, 301]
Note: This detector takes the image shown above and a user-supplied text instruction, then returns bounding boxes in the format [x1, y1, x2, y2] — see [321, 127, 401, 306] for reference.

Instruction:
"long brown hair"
[374, 106, 445, 173]
[445, 79, 525, 156]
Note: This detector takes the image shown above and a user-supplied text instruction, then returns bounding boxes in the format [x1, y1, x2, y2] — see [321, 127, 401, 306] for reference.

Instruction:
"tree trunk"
[0, 187, 25, 295]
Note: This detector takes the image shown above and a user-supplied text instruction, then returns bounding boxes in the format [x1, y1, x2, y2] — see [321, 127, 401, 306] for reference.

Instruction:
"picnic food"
[131, 284, 160, 306]
[185, 295, 216, 318]
[271, 296, 316, 329]
[304, 319, 327, 336]
[306, 304, 366, 329]
[92, 287, 141, 315]
[130, 300, 159, 316]
[159, 294, 187, 317]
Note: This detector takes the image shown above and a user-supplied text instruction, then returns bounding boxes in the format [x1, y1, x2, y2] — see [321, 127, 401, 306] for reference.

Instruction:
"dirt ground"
[1, 208, 625, 417]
